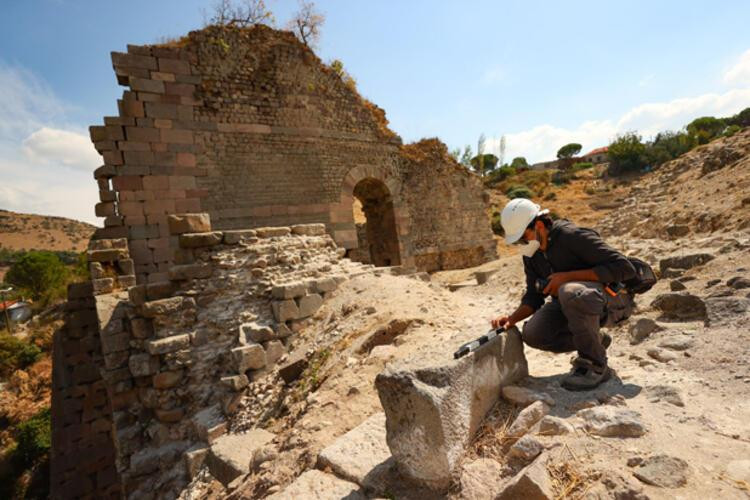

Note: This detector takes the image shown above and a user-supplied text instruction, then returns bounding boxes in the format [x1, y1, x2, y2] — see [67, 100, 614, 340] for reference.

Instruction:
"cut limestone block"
[496, 453, 554, 500]
[207, 429, 275, 486]
[317, 412, 393, 493]
[267, 470, 365, 500]
[192, 404, 227, 444]
[272, 299, 299, 322]
[298, 293, 323, 318]
[375, 326, 528, 489]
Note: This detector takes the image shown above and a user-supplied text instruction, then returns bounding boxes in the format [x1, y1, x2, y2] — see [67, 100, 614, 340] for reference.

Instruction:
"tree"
[686, 116, 726, 144]
[475, 134, 487, 176]
[498, 135, 506, 167]
[5, 251, 67, 302]
[470, 154, 499, 175]
[556, 143, 582, 159]
[459, 145, 473, 168]
[728, 107, 750, 127]
[607, 132, 647, 175]
[207, 0, 274, 27]
[510, 157, 529, 170]
[287, 1, 324, 49]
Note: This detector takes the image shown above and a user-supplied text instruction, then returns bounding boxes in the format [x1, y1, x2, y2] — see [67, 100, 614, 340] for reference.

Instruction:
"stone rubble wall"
[89, 25, 495, 285]
[53, 213, 375, 498]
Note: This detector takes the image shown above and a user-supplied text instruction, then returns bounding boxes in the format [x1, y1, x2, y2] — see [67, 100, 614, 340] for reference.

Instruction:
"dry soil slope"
[0, 209, 95, 252]
[597, 127, 750, 239]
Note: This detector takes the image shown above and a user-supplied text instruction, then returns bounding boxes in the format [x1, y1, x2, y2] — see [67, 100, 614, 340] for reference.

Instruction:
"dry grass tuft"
[465, 400, 521, 462]
[546, 446, 595, 499]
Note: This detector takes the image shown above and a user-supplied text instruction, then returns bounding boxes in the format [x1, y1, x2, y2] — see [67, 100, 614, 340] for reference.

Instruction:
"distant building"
[582, 146, 609, 164]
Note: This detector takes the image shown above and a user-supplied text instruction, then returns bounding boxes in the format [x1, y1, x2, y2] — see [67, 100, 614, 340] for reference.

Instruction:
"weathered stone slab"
[272, 299, 300, 322]
[374, 327, 528, 489]
[298, 293, 323, 318]
[179, 231, 223, 248]
[659, 253, 714, 273]
[169, 263, 212, 281]
[167, 213, 211, 235]
[256, 226, 291, 238]
[268, 470, 365, 500]
[496, 453, 553, 500]
[207, 429, 275, 486]
[232, 344, 266, 372]
[223, 229, 256, 244]
[271, 281, 308, 299]
[291, 223, 326, 236]
[145, 334, 191, 355]
[317, 412, 392, 492]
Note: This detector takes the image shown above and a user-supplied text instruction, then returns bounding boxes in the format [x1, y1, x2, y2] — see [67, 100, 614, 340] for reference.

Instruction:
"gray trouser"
[521, 281, 634, 367]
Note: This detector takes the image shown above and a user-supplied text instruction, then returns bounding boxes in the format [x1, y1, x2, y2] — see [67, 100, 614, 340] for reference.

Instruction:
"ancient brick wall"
[50, 238, 137, 499]
[89, 25, 495, 284]
[400, 139, 497, 271]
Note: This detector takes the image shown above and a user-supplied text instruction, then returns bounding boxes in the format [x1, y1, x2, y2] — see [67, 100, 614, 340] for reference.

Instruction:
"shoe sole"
[561, 367, 612, 392]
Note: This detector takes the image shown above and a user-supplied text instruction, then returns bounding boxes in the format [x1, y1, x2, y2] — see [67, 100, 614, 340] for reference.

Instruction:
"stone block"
[169, 263, 213, 281]
[278, 353, 308, 384]
[291, 223, 326, 236]
[153, 369, 183, 389]
[146, 334, 190, 355]
[220, 374, 249, 391]
[312, 277, 338, 293]
[374, 327, 528, 489]
[130, 318, 153, 339]
[130, 77, 165, 94]
[255, 226, 291, 238]
[207, 430, 275, 486]
[267, 470, 365, 500]
[129, 353, 160, 377]
[264, 340, 287, 366]
[179, 232, 223, 248]
[298, 293, 323, 318]
[316, 412, 393, 493]
[192, 405, 227, 444]
[496, 453, 553, 500]
[155, 407, 184, 423]
[272, 299, 300, 322]
[185, 446, 209, 479]
[223, 229, 257, 244]
[271, 281, 308, 299]
[88, 248, 127, 262]
[139, 296, 183, 317]
[240, 322, 276, 343]
[232, 344, 266, 372]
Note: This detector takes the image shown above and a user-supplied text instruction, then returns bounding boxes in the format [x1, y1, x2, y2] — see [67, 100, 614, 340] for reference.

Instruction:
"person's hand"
[491, 315, 515, 329]
[543, 272, 569, 296]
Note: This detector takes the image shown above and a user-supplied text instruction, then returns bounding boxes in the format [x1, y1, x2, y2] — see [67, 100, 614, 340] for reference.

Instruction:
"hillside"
[0, 209, 95, 253]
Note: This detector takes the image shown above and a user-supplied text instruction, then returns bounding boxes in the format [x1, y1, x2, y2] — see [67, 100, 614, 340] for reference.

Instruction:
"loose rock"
[577, 406, 646, 438]
[459, 458, 504, 500]
[633, 454, 690, 488]
[509, 435, 544, 463]
[502, 385, 556, 407]
[651, 293, 707, 321]
[537, 416, 575, 436]
[629, 318, 663, 345]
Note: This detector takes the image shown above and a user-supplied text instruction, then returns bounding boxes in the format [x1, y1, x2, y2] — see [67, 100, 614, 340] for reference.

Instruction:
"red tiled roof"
[584, 146, 608, 156]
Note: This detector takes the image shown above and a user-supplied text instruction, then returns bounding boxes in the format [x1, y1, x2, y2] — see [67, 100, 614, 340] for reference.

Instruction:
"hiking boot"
[561, 357, 611, 391]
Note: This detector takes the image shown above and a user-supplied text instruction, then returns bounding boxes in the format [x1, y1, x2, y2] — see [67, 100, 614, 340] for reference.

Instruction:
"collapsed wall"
[51, 216, 379, 498]
[89, 24, 495, 285]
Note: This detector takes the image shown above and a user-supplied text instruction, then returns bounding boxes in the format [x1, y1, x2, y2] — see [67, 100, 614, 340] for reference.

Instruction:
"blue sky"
[1, 0, 750, 224]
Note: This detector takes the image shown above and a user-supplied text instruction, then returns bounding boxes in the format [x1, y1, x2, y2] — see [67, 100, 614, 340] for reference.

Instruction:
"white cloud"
[487, 87, 750, 163]
[0, 62, 100, 225]
[724, 48, 750, 86]
[22, 127, 101, 171]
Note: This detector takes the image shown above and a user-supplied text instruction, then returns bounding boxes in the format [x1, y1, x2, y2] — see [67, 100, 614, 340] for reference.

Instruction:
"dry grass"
[547, 445, 595, 499]
[465, 401, 521, 462]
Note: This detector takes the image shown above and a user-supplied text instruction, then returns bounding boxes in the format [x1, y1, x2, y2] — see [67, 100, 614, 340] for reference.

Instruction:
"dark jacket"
[521, 219, 636, 311]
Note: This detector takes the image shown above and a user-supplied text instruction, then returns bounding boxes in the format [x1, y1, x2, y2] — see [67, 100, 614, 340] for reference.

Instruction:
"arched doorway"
[348, 178, 401, 267]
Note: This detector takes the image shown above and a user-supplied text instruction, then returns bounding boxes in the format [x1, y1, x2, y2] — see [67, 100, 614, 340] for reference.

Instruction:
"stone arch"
[330, 165, 412, 267]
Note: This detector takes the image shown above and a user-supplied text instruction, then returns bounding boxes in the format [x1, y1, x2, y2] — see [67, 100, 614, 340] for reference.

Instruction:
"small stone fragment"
[633, 454, 690, 488]
[576, 406, 646, 438]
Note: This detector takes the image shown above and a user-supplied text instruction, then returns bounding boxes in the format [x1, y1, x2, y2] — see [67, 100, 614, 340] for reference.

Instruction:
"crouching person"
[491, 198, 636, 391]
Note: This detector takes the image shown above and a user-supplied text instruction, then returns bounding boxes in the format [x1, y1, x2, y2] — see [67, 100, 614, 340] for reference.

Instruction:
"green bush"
[724, 124, 741, 137]
[552, 170, 575, 185]
[607, 132, 648, 175]
[510, 157, 529, 171]
[506, 185, 534, 199]
[686, 116, 726, 144]
[13, 408, 51, 468]
[5, 251, 68, 302]
[484, 165, 516, 186]
[571, 162, 594, 171]
[0, 334, 42, 377]
[490, 212, 504, 236]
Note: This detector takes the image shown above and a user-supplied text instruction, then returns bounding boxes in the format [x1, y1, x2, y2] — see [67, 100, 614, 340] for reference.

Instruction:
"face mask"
[519, 239, 540, 257]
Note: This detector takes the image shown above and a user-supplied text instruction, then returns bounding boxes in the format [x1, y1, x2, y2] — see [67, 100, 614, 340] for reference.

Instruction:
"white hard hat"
[500, 198, 549, 244]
